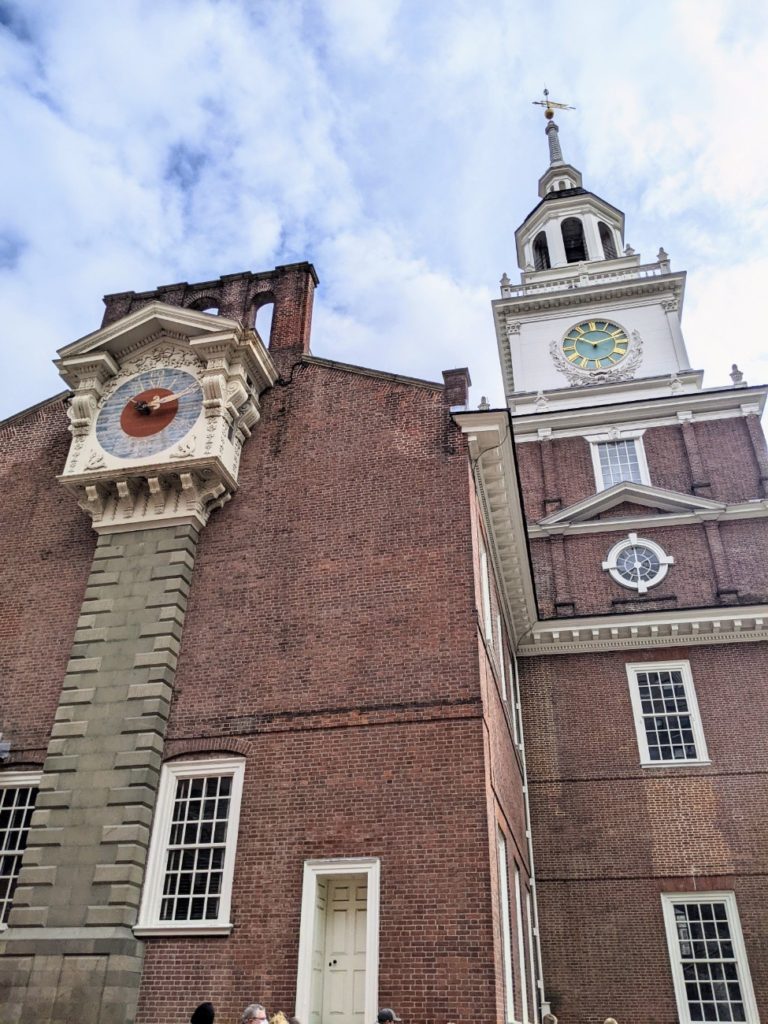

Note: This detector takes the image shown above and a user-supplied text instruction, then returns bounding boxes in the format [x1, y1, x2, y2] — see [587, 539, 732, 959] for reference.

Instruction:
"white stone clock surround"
[55, 302, 278, 532]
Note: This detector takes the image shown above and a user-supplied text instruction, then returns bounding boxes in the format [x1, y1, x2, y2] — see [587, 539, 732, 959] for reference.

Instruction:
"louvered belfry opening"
[561, 217, 588, 262]
[533, 231, 551, 270]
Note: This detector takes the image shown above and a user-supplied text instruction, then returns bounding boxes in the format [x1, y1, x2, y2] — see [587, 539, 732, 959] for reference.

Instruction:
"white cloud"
[0, 0, 766, 422]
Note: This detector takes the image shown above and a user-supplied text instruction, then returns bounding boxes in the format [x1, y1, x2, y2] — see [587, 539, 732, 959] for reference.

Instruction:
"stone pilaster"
[702, 519, 738, 604]
[0, 523, 199, 1024]
[538, 430, 561, 515]
[678, 414, 711, 496]
[550, 535, 575, 616]
[744, 410, 768, 497]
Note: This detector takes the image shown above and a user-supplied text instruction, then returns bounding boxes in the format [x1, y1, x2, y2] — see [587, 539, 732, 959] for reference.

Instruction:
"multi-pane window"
[136, 758, 245, 934]
[497, 830, 515, 1024]
[0, 774, 39, 926]
[526, 891, 538, 1022]
[161, 773, 232, 922]
[626, 661, 708, 766]
[597, 439, 643, 487]
[662, 893, 758, 1024]
[514, 867, 529, 1024]
[588, 433, 650, 491]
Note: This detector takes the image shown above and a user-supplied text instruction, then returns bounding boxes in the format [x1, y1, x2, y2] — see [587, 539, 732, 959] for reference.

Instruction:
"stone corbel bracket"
[63, 459, 238, 532]
[189, 326, 274, 441]
[60, 352, 120, 435]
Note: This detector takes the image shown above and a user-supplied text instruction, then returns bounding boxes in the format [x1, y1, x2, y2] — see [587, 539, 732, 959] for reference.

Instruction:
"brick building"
[0, 108, 766, 1024]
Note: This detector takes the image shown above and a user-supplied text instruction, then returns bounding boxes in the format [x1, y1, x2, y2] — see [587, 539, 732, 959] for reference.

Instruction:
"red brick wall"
[515, 418, 764, 523]
[697, 418, 762, 502]
[137, 722, 494, 1024]
[530, 520, 768, 618]
[134, 363, 509, 1024]
[0, 397, 95, 764]
[520, 643, 768, 1022]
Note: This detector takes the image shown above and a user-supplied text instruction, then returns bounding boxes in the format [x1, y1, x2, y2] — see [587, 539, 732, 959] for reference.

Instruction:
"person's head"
[242, 1005, 268, 1024]
[191, 1003, 215, 1024]
[377, 1010, 402, 1024]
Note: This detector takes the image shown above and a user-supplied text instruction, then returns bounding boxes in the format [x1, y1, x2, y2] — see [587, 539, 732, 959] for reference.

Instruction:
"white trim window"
[480, 545, 493, 646]
[587, 431, 650, 491]
[514, 867, 529, 1024]
[0, 771, 40, 928]
[135, 757, 245, 935]
[626, 661, 709, 766]
[661, 892, 759, 1023]
[497, 830, 516, 1024]
[497, 615, 507, 700]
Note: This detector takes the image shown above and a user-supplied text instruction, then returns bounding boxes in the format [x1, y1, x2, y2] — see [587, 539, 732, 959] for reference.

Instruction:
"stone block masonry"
[0, 523, 200, 1024]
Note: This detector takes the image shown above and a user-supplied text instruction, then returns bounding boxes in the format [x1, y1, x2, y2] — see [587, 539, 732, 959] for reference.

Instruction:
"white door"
[321, 876, 367, 1024]
[309, 879, 327, 1024]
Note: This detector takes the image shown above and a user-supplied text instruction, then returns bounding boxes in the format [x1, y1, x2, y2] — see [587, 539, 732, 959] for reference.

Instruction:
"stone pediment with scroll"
[538, 481, 725, 530]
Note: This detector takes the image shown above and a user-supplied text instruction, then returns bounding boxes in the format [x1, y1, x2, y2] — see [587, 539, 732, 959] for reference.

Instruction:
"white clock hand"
[153, 383, 198, 405]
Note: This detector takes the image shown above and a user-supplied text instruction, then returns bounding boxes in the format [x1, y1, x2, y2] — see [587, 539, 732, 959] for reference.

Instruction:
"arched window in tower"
[533, 231, 551, 271]
[599, 222, 618, 259]
[561, 217, 588, 263]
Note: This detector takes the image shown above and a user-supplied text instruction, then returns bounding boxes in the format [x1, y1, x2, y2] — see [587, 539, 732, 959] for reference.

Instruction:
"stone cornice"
[57, 457, 239, 532]
[493, 270, 686, 320]
[521, 605, 768, 656]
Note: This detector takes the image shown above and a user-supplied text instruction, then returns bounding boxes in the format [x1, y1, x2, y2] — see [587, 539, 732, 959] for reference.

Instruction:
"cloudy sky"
[1, 0, 767, 420]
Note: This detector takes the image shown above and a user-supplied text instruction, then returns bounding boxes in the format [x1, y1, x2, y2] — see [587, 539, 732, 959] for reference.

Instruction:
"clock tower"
[472, 103, 768, 1023]
[493, 107, 695, 413]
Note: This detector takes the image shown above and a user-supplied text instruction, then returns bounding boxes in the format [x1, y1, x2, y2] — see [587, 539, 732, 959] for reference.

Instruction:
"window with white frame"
[661, 892, 759, 1024]
[588, 433, 650, 491]
[497, 830, 515, 1024]
[0, 771, 40, 927]
[514, 867, 529, 1024]
[526, 891, 538, 1022]
[497, 615, 507, 700]
[626, 661, 708, 766]
[136, 757, 245, 935]
[480, 546, 493, 646]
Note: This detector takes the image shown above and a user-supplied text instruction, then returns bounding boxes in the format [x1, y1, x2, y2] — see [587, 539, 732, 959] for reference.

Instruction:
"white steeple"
[492, 94, 694, 412]
[515, 100, 624, 272]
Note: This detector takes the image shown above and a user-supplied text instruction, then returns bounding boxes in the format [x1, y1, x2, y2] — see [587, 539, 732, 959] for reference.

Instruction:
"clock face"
[95, 368, 203, 459]
[562, 320, 629, 370]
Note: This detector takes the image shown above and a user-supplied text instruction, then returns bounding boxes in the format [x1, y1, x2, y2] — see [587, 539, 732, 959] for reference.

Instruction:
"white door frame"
[295, 858, 380, 1024]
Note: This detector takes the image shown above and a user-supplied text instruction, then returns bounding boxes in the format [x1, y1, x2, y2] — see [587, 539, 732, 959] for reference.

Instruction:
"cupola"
[515, 102, 625, 272]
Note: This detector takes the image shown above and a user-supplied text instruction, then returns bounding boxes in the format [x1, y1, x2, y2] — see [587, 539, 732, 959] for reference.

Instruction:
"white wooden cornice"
[521, 605, 768, 656]
[529, 499, 768, 538]
[453, 410, 538, 645]
[540, 481, 724, 525]
[511, 383, 768, 439]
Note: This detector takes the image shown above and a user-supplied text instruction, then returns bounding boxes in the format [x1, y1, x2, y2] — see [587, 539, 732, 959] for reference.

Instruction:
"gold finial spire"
[532, 87, 575, 120]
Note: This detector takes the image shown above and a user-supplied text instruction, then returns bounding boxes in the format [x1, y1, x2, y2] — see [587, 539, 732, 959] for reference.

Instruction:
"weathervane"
[532, 87, 575, 120]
